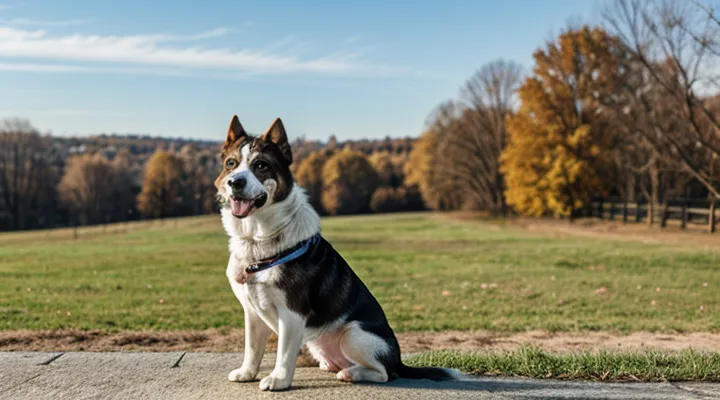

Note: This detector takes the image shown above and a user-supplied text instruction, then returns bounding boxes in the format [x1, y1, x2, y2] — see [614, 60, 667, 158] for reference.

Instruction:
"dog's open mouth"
[230, 193, 268, 218]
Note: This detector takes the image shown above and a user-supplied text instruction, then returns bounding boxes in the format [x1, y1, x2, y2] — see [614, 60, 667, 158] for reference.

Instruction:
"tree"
[501, 26, 622, 218]
[178, 144, 215, 216]
[295, 149, 335, 214]
[602, 0, 720, 203]
[451, 59, 523, 214]
[369, 186, 424, 213]
[57, 153, 132, 226]
[111, 148, 139, 221]
[404, 128, 462, 210]
[368, 151, 403, 188]
[321, 148, 380, 215]
[136, 150, 188, 218]
[408, 59, 522, 214]
[0, 118, 57, 230]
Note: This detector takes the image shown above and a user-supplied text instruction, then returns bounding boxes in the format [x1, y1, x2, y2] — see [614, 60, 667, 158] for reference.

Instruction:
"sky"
[0, 0, 602, 142]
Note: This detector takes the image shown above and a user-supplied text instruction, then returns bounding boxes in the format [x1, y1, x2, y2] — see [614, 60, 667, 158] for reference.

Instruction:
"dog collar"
[245, 233, 321, 274]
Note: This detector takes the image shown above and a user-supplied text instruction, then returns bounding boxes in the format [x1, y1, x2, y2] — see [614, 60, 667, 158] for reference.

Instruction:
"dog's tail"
[396, 363, 462, 381]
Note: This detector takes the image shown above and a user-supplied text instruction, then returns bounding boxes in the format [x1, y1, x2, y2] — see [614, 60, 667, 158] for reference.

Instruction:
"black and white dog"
[215, 115, 461, 391]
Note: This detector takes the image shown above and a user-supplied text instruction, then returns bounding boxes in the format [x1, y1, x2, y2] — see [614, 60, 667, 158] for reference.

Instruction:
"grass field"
[407, 347, 720, 382]
[1, 212, 719, 333]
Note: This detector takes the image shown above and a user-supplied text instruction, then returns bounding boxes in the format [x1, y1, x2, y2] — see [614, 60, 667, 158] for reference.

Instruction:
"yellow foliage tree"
[368, 151, 404, 188]
[136, 150, 189, 218]
[404, 129, 461, 210]
[295, 149, 335, 213]
[501, 26, 620, 218]
[321, 148, 379, 215]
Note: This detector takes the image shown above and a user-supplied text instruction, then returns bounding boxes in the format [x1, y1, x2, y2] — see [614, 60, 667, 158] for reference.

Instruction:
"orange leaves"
[320, 147, 380, 215]
[295, 149, 335, 213]
[501, 25, 622, 218]
[136, 150, 188, 218]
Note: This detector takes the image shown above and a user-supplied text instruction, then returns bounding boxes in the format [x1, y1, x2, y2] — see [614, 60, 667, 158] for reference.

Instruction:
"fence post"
[609, 202, 616, 221]
[635, 201, 642, 223]
[598, 198, 604, 219]
[681, 203, 688, 230]
[710, 200, 717, 234]
[660, 203, 669, 228]
[622, 199, 629, 224]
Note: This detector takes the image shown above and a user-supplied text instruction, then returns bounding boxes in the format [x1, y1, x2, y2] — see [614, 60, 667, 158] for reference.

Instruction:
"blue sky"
[0, 0, 601, 141]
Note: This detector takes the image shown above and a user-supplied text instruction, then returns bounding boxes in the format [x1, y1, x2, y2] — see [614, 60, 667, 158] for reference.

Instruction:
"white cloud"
[46, 109, 91, 116]
[0, 25, 409, 77]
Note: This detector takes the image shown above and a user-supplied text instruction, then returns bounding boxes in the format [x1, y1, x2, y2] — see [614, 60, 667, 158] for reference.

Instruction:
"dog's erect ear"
[261, 117, 292, 164]
[225, 115, 247, 145]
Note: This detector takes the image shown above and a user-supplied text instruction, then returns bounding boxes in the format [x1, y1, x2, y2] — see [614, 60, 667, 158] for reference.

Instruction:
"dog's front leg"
[259, 309, 305, 391]
[228, 309, 271, 382]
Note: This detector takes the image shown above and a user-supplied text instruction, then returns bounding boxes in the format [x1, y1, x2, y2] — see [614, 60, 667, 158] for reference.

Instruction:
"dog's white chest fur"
[225, 250, 285, 331]
[220, 185, 321, 333]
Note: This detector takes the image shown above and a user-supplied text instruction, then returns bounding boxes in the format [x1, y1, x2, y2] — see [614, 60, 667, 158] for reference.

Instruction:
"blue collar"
[245, 233, 321, 274]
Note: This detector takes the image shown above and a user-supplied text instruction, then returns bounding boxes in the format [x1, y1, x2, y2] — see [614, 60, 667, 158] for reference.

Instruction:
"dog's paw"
[319, 360, 340, 373]
[259, 372, 292, 391]
[336, 369, 353, 382]
[228, 367, 257, 382]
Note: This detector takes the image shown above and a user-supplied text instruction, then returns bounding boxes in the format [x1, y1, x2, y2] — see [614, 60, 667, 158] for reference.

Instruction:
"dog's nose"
[228, 176, 247, 191]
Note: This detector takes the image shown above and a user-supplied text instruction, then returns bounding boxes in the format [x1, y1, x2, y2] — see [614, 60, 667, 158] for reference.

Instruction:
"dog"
[214, 115, 462, 391]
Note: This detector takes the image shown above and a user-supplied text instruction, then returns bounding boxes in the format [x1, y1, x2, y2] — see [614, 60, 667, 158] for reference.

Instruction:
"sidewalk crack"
[669, 382, 720, 399]
[170, 352, 186, 368]
[37, 352, 64, 366]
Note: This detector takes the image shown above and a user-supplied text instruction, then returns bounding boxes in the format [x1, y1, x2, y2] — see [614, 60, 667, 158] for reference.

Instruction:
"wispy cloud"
[47, 109, 91, 116]
[343, 35, 362, 44]
[0, 18, 91, 26]
[0, 25, 410, 77]
[0, 4, 11, 11]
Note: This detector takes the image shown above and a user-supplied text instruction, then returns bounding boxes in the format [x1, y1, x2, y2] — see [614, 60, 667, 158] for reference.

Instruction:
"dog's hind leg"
[259, 309, 306, 391]
[228, 309, 271, 382]
[336, 323, 390, 383]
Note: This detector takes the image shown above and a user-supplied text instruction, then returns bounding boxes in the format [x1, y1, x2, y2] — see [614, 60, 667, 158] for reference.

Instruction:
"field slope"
[1, 212, 719, 333]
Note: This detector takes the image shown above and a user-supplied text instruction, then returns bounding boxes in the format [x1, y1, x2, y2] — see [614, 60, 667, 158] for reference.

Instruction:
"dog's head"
[215, 115, 294, 219]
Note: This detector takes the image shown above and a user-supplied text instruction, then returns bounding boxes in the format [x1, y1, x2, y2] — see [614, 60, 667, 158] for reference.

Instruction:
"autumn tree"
[0, 118, 58, 230]
[136, 150, 189, 218]
[404, 127, 462, 210]
[368, 151, 403, 188]
[602, 0, 720, 205]
[406, 59, 522, 213]
[321, 148, 379, 215]
[501, 26, 622, 218]
[178, 144, 216, 215]
[295, 149, 335, 214]
[111, 148, 139, 221]
[450, 59, 523, 214]
[57, 153, 132, 226]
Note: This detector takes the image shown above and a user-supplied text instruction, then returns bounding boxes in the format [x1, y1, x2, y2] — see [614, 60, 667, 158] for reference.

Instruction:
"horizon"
[0, 0, 602, 142]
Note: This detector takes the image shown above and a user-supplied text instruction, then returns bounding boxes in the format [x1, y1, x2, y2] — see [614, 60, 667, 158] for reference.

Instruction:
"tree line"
[0, 118, 419, 231]
[4, 0, 720, 231]
[406, 0, 720, 221]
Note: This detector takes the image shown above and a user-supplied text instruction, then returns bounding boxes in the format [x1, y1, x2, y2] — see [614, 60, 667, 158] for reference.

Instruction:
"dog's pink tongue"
[231, 199, 254, 217]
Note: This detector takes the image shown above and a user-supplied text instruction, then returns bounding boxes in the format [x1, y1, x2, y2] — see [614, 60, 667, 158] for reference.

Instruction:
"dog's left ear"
[262, 117, 293, 164]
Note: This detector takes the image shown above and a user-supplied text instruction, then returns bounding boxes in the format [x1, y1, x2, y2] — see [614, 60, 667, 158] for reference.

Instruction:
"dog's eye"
[225, 158, 238, 169]
[254, 161, 270, 172]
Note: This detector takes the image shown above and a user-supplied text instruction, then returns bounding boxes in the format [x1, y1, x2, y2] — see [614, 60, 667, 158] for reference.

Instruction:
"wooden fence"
[588, 198, 718, 233]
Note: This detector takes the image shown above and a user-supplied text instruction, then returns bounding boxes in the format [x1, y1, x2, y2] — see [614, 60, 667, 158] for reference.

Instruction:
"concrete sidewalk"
[1, 352, 718, 400]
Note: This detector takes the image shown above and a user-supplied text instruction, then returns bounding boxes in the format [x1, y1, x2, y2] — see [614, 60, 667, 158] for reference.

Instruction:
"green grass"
[0, 212, 719, 332]
[406, 347, 720, 382]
